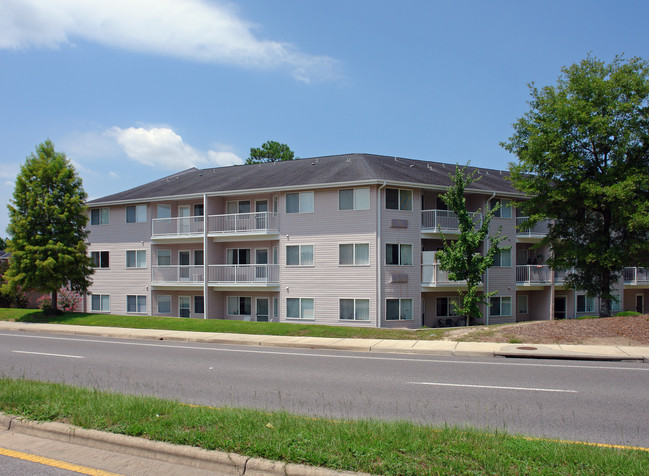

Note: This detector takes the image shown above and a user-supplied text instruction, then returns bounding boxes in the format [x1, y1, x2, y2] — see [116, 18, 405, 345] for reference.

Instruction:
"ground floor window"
[286, 298, 314, 319]
[436, 297, 459, 317]
[386, 298, 413, 320]
[91, 294, 110, 312]
[517, 295, 528, 314]
[194, 296, 204, 314]
[127, 295, 146, 313]
[157, 295, 171, 314]
[179, 296, 190, 317]
[340, 299, 370, 321]
[610, 293, 621, 313]
[490, 296, 511, 317]
[577, 294, 595, 313]
[227, 296, 251, 316]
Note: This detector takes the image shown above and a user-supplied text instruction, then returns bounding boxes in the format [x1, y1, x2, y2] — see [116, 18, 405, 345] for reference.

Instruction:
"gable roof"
[88, 153, 520, 205]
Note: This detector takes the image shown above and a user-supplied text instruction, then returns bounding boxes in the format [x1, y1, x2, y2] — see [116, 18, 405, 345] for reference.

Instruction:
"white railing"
[516, 265, 551, 284]
[208, 212, 278, 234]
[516, 217, 549, 237]
[554, 269, 573, 284]
[208, 264, 279, 284]
[152, 216, 204, 237]
[422, 264, 470, 286]
[421, 210, 481, 232]
[624, 267, 649, 285]
[152, 266, 204, 284]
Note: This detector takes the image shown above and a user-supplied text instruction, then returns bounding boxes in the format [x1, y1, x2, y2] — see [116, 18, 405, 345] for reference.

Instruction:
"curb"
[0, 414, 369, 476]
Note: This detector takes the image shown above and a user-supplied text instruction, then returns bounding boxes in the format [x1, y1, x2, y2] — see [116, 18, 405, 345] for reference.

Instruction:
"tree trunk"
[51, 289, 58, 313]
[600, 298, 611, 318]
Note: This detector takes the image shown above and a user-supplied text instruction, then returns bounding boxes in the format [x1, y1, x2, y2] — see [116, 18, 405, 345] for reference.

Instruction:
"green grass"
[0, 378, 645, 475]
[0, 308, 446, 341]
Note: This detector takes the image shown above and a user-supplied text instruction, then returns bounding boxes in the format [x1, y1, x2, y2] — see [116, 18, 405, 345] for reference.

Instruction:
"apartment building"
[84, 153, 648, 327]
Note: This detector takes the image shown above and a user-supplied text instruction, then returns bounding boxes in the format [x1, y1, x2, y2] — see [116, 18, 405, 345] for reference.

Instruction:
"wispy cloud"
[0, 0, 340, 82]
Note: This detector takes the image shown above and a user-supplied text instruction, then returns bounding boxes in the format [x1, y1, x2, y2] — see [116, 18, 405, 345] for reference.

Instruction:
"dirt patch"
[459, 315, 649, 346]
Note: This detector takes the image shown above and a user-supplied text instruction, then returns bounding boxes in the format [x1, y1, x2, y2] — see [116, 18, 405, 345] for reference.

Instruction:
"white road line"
[408, 381, 578, 393]
[1, 333, 647, 371]
[12, 350, 84, 359]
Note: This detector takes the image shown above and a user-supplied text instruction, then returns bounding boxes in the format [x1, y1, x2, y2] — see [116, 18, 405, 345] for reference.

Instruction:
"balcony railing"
[208, 264, 279, 284]
[516, 217, 549, 237]
[208, 212, 278, 235]
[152, 216, 204, 237]
[152, 265, 204, 284]
[516, 265, 551, 284]
[624, 267, 649, 285]
[422, 264, 470, 286]
[421, 209, 482, 232]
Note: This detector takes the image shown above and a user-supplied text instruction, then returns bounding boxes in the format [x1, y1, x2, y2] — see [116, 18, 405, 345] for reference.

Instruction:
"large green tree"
[246, 140, 295, 164]
[4, 140, 94, 311]
[503, 55, 649, 317]
[436, 165, 507, 324]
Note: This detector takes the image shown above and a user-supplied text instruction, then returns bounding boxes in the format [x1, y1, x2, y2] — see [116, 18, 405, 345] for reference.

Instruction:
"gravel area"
[459, 315, 649, 346]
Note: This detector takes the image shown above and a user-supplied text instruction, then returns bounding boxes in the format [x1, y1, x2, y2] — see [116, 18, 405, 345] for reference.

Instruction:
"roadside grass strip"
[1, 378, 647, 475]
[0, 308, 446, 341]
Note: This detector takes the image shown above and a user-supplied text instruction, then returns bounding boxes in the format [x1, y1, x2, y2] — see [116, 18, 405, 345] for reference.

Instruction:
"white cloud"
[107, 126, 244, 169]
[0, 0, 340, 82]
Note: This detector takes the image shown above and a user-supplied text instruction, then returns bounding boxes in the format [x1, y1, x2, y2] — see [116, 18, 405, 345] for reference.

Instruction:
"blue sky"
[1, 0, 648, 236]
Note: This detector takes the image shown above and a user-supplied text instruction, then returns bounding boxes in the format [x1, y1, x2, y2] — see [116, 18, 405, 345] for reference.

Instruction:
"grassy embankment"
[1, 378, 647, 475]
[0, 308, 445, 340]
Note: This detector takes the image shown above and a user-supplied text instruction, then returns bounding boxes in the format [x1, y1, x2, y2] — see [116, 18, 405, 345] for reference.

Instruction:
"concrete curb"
[0, 414, 368, 476]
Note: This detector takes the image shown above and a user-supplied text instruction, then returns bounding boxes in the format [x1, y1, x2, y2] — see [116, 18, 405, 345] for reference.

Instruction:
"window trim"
[490, 198, 512, 219]
[126, 204, 147, 224]
[339, 243, 370, 266]
[126, 249, 147, 269]
[385, 188, 413, 211]
[90, 207, 109, 226]
[517, 295, 528, 314]
[577, 294, 595, 313]
[227, 296, 252, 316]
[385, 243, 413, 266]
[126, 295, 147, 314]
[157, 295, 172, 314]
[286, 297, 315, 320]
[90, 294, 110, 312]
[493, 248, 512, 267]
[436, 296, 460, 317]
[386, 298, 413, 321]
[194, 295, 204, 315]
[286, 244, 314, 267]
[157, 249, 171, 266]
[90, 251, 110, 269]
[339, 187, 370, 211]
[490, 296, 512, 317]
[339, 298, 370, 321]
[285, 191, 314, 214]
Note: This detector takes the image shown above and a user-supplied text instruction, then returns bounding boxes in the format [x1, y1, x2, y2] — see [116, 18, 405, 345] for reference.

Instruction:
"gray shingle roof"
[88, 153, 519, 204]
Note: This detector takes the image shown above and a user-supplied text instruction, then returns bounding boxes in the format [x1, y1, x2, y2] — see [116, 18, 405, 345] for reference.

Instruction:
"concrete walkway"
[1, 321, 648, 362]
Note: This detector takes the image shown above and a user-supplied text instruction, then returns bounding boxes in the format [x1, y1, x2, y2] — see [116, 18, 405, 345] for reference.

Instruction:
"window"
[339, 188, 370, 210]
[610, 294, 621, 313]
[577, 294, 595, 313]
[340, 299, 370, 321]
[490, 296, 512, 316]
[386, 298, 413, 320]
[339, 243, 370, 265]
[193, 204, 204, 217]
[127, 295, 147, 313]
[158, 295, 171, 314]
[493, 249, 512, 267]
[126, 204, 147, 223]
[226, 248, 250, 265]
[286, 298, 314, 319]
[386, 243, 412, 265]
[194, 295, 204, 314]
[157, 250, 171, 266]
[157, 204, 171, 219]
[90, 251, 109, 268]
[490, 199, 512, 219]
[386, 188, 412, 211]
[226, 200, 250, 214]
[436, 297, 459, 317]
[90, 208, 109, 225]
[227, 296, 251, 316]
[286, 191, 314, 213]
[194, 250, 204, 266]
[91, 294, 110, 312]
[179, 296, 190, 318]
[126, 250, 146, 268]
[517, 295, 528, 314]
[286, 245, 314, 266]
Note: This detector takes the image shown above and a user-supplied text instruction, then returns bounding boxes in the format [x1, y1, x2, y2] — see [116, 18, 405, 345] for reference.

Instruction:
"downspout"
[377, 182, 387, 328]
[484, 192, 497, 326]
[203, 193, 208, 319]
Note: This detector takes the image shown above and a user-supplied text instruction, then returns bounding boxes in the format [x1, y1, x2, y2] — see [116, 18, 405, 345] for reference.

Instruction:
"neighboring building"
[84, 153, 648, 327]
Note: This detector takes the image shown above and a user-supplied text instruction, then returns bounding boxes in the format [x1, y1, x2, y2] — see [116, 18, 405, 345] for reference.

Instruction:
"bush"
[37, 295, 54, 315]
[615, 311, 641, 316]
[58, 287, 82, 312]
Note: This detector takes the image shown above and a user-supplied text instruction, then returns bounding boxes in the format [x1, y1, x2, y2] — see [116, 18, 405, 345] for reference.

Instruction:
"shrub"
[37, 295, 54, 315]
[58, 287, 82, 312]
[615, 311, 641, 317]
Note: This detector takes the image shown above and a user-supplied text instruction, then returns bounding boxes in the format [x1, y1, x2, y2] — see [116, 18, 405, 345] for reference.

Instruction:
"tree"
[502, 55, 649, 317]
[4, 140, 94, 312]
[246, 140, 295, 164]
[436, 165, 507, 324]
[0, 237, 6, 249]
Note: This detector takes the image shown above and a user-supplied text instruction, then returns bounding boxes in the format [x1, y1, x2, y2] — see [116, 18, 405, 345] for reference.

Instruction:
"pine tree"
[4, 140, 94, 312]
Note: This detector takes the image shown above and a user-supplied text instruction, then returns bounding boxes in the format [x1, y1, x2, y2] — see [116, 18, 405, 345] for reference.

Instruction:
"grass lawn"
[0, 308, 446, 340]
[1, 378, 646, 475]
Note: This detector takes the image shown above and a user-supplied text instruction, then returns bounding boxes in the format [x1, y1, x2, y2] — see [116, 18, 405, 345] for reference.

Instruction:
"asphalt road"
[1, 331, 648, 448]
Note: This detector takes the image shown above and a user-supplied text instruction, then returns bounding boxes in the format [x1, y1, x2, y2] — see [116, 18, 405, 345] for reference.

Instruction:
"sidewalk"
[1, 321, 648, 362]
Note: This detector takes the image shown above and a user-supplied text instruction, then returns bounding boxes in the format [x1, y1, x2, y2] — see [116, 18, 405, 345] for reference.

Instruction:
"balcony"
[151, 265, 204, 288]
[421, 209, 482, 236]
[422, 264, 477, 288]
[208, 212, 279, 241]
[208, 264, 280, 289]
[152, 216, 204, 243]
[516, 217, 549, 241]
[624, 267, 649, 286]
[516, 265, 551, 285]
